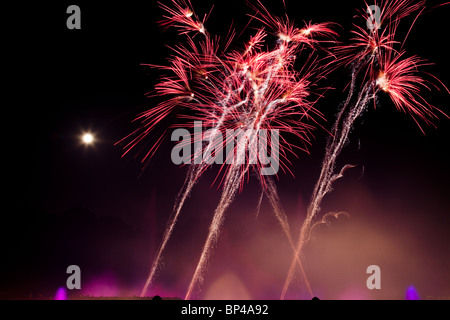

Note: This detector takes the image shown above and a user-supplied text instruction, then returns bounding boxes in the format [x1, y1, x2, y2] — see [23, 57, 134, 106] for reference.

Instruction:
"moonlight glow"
[82, 133, 94, 144]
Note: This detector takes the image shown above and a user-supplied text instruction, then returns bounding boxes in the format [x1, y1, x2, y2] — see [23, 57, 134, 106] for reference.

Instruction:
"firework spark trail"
[254, 175, 314, 297]
[141, 164, 201, 297]
[140, 105, 248, 297]
[260, 175, 313, 297]
[255, 188, 264, 218]
[281, 0, 448, 298]
[140, 96, 248, 297]
[140, 70, 256, 297]
[281, 81, 375, 299]
[185, 164, 246, 299]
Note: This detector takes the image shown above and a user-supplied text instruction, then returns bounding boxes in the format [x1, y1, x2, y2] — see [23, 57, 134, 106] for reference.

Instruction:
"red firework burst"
[332, 0, 448, 128]
[248, 0, 338, 47]
[158, 0, 210, 35]
[376, 50, 449, 130]
[117, 0, 337, 185]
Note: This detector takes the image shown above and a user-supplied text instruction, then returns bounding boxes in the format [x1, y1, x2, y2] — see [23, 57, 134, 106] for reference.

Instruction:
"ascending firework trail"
[281, 0, 449, 298]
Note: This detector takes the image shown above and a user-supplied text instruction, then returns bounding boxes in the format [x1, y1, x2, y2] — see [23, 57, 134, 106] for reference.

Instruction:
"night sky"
[4, 0, 450, 299]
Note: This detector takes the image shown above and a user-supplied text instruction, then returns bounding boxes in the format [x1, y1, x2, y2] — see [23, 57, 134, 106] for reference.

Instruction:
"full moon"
[82, 133, 94, 144]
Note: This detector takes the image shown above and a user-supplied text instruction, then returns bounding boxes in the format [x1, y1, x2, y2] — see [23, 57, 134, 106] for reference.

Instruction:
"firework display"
[119, 0, 337, 299]
[115, 0, 448, 299]
[13, 0, 449, 304]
